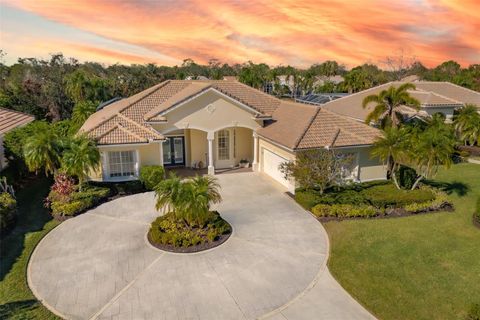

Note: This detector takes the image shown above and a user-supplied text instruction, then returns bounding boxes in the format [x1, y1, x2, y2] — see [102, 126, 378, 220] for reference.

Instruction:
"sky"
[0, 0, 479, 68]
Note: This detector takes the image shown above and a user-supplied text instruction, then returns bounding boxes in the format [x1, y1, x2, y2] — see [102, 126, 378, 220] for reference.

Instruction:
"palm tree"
[72, 100, 97, 128]
[408, 114, 457, 189]
[453, 104, 480, 146]
[61, 135, 100, 190]
[362, 83, 421, 129]
[371, 127, 409, 187]
[154, 174, 222, 227]
[23, 128, 61, 176]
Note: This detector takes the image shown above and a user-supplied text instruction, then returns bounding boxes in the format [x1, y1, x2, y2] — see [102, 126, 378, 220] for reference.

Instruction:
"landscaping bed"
[147, 211, 232, 253]
[296, 181, 453, 221]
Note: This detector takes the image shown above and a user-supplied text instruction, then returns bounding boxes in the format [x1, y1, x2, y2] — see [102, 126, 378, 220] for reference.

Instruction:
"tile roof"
[82, 79, 381, 149]
[0, 108, 35, 134]
[322, 81, 478, 121]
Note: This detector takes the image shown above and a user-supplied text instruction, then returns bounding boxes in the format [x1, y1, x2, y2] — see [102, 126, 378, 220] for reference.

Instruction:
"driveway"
[29, 172, 375, 320]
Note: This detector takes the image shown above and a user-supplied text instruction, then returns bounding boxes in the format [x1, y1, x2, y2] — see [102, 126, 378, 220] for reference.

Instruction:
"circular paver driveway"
[29, 173, 328, 320]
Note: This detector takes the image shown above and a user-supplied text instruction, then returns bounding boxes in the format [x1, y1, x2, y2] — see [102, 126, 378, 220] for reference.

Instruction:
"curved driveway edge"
[28, 172, 374, 319]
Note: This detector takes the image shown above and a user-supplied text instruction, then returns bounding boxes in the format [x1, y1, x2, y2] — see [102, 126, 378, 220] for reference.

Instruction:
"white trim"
[98, 142, 150, 148]
[256, 134, 295, 153]
[157, 87, 262, 118]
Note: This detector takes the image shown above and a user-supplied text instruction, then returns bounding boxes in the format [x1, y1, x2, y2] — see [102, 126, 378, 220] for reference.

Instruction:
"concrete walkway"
[28, 173, 375, 320]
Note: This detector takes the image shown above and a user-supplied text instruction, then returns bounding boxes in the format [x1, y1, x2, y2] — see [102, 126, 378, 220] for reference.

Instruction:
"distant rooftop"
[0, 107, 35, 134]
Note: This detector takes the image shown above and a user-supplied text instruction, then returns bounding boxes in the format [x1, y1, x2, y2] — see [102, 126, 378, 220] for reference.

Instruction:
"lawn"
[0, 177, 60, 319]
[325, 163, 480, 320]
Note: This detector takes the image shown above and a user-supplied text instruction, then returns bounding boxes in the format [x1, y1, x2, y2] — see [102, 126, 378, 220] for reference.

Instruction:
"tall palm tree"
[453, 104, 480, 146]
[371, 127, 409, 187]
[154, 174, 222, 227]
[362, 83, 421, 129]
[61, 135, 100, 190]
[23, 128, 61, 176]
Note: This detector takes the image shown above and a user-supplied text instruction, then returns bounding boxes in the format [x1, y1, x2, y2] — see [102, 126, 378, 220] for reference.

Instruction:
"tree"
[72, 101, 97, 127]
[371, 127, 409, 188]
[60, 135, 100, 190]
[237, 62, 271, 90]
[23, 127, 61, 176]
[407, 113, 457, 189]
[154, 174, 222, 227]
[453, 104, 480, 146]
[279, 149, 354, 194]
[362, 83, 420, 129]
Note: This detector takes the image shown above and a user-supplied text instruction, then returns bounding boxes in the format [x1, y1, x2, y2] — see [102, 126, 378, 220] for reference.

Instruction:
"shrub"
[404, 189, 450, 213]
[396, 165, 417, 189]
[474, 197, 480, 226]
[149, 211, 231, 248]
[331, 190, 367, 205]
[361, 184, 435, 208]
[312, 203, 377, 218]
[139, 165, 165, 190]
[48, 185, 110, 216]
[466, 303, 480, 320]
[295, 190, 322, 210]
[0, 192, 17, 232]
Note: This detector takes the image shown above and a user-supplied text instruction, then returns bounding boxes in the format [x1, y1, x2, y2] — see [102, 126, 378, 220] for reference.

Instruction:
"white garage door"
[262, 148, 291, 189]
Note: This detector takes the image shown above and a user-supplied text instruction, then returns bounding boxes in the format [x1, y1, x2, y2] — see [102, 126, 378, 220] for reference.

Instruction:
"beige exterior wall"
[151, 90, 261, 134]
[91, 142, 162, 181]
[258, 137, 296, 192]
[235, 127, 253, 162]
[188, 129, 208, 168]
[334, 146, 386, 182]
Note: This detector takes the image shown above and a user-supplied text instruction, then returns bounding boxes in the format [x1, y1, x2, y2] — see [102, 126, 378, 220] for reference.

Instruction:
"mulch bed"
[147, 230, 232, 254]
[317, 203, 454, 222]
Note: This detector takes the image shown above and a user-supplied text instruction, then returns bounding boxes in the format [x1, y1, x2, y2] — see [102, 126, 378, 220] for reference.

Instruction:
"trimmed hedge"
[0, 192, 17, 233]
[359, 184, 435, 208]
[139, 165, 165, 190]
[149, 211, 231, 248]
[312, 204, 377, 218]
[404, 189, 450, 213]
[295, 190, 322, 210]
[49, 185, 111, 217]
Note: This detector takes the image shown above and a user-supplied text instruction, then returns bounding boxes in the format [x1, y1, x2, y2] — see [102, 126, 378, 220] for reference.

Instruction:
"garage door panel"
[262, 148, 290, 188]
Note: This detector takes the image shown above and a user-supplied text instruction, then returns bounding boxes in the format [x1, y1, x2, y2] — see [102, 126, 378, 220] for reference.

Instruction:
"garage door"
[262, 148, 291, 189]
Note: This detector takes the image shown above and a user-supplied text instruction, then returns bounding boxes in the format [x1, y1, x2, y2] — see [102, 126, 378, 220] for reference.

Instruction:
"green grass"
[324, 163, 480, 320]
[0, 178, 60, 319]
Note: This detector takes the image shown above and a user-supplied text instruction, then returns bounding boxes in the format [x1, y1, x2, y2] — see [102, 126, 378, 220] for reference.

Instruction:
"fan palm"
[453, 104, 480, 146]
[72, 100, 97, 125]
[61, 135, 100, 190]
[23, 128, 61, 176]
[362, 83, 421, 129]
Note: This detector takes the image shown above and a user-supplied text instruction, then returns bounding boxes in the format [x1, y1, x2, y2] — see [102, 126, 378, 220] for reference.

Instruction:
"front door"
[215, 129, 235, 168]
[162, 136, 185, 166]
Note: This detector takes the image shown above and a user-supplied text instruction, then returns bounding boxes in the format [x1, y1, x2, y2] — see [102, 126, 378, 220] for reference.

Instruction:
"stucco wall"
[188, 129, 208, 168]
[334, 146, 386, 182]
[258, 137, 296, 192]
[91, 142, 162, 181]
[151, 90, 261, 134]
[234, 127, 253, 163]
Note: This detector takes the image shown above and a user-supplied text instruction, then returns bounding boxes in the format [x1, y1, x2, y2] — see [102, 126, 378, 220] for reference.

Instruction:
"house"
[322, 81, 480, 123]
[0, 108, 35, 170]
[80, 80, 386, 193]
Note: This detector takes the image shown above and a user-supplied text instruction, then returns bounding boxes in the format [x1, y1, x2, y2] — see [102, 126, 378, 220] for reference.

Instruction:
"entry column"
[252, 132, 259, 171]
[207, 131, 215, 175]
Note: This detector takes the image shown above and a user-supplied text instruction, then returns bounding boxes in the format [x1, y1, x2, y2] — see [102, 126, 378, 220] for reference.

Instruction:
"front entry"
[162, 136, 185, 166]
[215, 129, 235, 169]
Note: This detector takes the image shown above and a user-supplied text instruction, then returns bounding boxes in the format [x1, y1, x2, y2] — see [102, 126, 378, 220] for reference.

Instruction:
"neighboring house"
[0, 108, 35, 170]
[313, 75, 344, 87]
[80, 80, 386, 193]
[322, 81, 480, 123]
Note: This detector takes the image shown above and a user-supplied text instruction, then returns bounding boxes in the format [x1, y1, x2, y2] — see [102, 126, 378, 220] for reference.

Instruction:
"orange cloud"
[2, 0, 479, 67]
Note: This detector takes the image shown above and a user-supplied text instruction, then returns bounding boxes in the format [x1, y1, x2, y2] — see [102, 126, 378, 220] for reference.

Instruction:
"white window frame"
[104, 150, 139, 181]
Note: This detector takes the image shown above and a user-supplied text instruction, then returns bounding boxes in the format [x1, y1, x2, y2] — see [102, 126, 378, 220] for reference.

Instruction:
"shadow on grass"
[0, 299, 39, 318]
[425, 180, 470, 197]
[0, 177, 52, 281]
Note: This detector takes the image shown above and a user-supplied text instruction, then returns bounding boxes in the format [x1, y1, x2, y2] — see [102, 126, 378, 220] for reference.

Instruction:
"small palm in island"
[148, 174, 232, 252]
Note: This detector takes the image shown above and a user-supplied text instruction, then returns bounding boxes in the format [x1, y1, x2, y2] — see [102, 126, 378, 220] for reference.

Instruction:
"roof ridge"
[116, 113, 162, 138]
[293, 106, 322, 149]
[322, 81, 395, 107]
[84, 80, 171, 133]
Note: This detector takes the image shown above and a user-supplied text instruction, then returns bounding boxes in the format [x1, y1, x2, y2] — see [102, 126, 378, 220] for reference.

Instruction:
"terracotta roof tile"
[0, 108, 35, 134]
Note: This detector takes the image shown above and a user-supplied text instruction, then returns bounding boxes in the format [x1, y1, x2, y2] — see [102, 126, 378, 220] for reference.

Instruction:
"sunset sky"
[1, 0, 479, 68]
